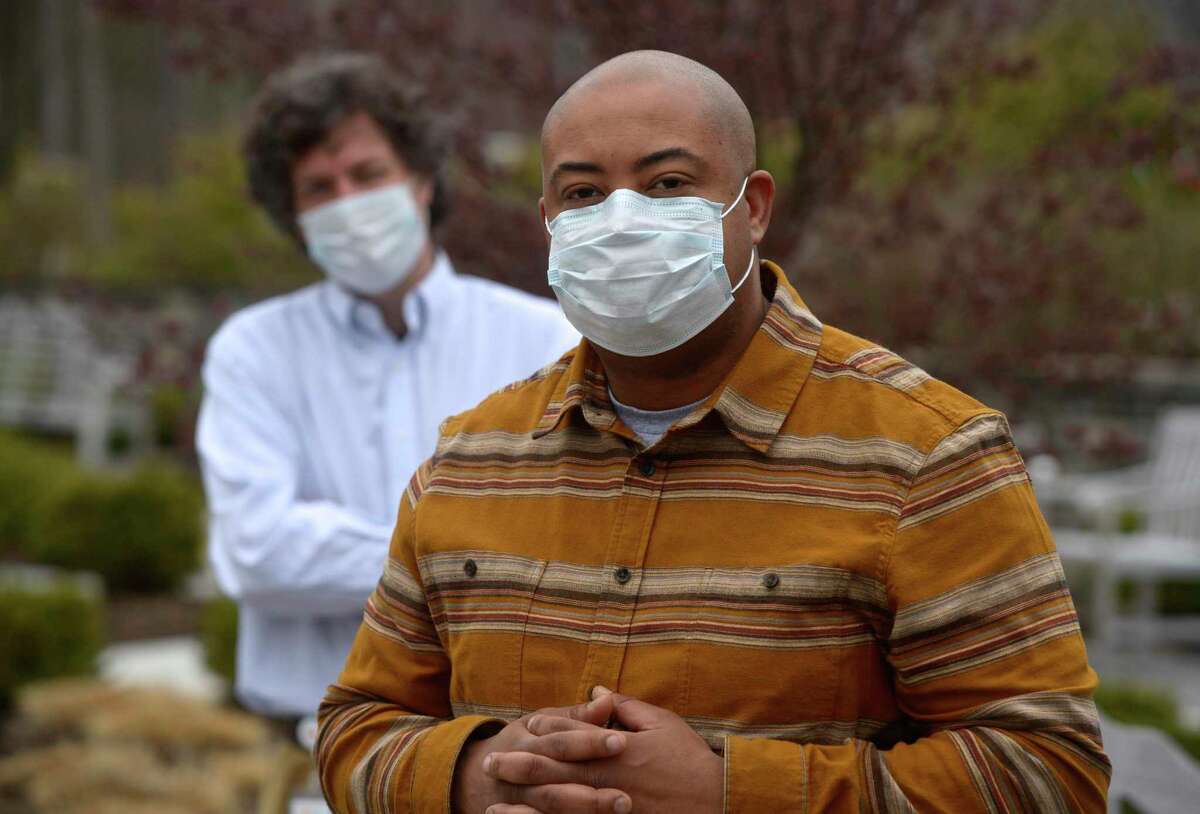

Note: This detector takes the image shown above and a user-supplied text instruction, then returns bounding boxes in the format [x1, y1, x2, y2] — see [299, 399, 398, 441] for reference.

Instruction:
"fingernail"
[527, 714, 542, 731]
[591, 685, 612, 700]
[482, 754, 494, 774]
[615, 796, 632, 814]
[605, 733, 624, 754]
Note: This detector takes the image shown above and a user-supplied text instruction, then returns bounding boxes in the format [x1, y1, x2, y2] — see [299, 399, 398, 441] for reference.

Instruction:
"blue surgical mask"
[546, 178, 754, 357]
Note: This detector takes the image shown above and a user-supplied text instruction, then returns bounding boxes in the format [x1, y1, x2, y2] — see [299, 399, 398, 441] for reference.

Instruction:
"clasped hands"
[452, 687, 722, 814]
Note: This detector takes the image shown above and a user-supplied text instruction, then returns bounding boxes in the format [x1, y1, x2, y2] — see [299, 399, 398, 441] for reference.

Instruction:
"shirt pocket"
[419, 551, 545, 715]
[672, 563, 876, 746]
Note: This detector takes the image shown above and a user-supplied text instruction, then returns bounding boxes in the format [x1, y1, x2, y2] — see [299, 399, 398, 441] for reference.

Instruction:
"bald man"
[317, 51, 1109, 813]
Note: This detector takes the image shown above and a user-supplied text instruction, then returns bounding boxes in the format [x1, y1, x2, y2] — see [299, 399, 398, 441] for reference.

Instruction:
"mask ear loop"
[724, 176, 755, 294]
[720, 176, 750, 218]
[544, 216, 552, 237]
[731, 246, 757, 294]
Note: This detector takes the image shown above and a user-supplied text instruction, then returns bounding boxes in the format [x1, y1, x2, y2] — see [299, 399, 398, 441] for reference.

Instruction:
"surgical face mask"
[546, 178, 755, 357]
[298, 182, 428, 296]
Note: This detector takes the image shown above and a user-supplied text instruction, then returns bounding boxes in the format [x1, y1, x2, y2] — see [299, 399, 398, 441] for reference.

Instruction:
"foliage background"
[1, 0, 1200, 797]
[1, 0, 1195, 424]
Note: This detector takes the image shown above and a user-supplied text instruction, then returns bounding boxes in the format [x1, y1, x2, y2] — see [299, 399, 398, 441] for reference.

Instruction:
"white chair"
[1043, 408, 1200, 650]
[1102, 713, 1200, 813]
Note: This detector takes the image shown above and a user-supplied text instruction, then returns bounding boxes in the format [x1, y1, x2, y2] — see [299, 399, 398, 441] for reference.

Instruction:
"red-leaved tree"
[96, 0, 1200, 408]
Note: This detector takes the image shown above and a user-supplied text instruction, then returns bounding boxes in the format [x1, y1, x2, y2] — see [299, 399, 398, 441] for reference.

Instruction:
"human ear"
[414, 177, 435, 210]
[744, 170, 775, 245]
[539, 197, 551, 248]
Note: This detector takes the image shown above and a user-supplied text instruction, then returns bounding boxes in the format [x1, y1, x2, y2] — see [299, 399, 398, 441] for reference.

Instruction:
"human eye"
[563, 186, 604, 205]
[299, 178, 333, 198]
[354, 162, 389, 183]
[647, 175, 691, 196]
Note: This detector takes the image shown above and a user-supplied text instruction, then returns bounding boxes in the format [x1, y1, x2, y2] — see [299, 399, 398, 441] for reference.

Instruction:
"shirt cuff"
[723, 734, 808, 813]
[411, 714, 503, 814]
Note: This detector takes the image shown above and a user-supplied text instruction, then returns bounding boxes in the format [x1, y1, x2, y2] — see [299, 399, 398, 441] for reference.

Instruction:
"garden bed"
[106, 595, 204, 642]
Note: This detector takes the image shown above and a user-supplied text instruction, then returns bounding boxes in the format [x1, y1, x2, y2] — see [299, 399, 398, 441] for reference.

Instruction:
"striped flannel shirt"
[317, 261, 1110, 813]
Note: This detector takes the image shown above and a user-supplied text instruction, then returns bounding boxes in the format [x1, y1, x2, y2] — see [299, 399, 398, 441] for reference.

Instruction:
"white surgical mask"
[546, 178, 754, 357]
[298, 182, 428, 296]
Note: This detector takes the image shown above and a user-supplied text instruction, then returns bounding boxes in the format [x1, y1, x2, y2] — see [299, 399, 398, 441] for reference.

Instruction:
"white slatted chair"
[1045, 408, 1200, 650]
[0, 296, 140, 465]
[1102, 712, 1200, 814]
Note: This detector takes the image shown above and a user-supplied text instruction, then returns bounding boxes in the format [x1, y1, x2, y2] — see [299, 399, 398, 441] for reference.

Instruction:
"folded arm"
[197, 332, 393, 616]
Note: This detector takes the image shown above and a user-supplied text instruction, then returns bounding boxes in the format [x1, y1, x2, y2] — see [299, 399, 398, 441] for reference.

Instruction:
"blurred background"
[0, 0, 1198, 811]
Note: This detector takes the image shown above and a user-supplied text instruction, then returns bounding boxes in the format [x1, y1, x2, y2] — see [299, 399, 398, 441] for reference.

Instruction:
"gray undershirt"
[608, 388, 707, 448]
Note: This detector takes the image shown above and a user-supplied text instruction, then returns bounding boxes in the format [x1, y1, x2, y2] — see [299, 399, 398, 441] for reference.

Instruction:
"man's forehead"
[308, 112, 384, 153]
[541, 79, 718, 168]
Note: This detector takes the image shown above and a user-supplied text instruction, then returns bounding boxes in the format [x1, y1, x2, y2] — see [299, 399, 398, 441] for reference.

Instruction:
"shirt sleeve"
[196, 327, 394, 616]
[316, 459, 502, 814]
[723, 413, 1111, 813]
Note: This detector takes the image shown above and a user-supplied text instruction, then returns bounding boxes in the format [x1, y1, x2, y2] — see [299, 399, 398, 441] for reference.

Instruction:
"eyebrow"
[548, 147, 708, 188]
[549, 161, 603, 186]
[632, 146, 705, 172]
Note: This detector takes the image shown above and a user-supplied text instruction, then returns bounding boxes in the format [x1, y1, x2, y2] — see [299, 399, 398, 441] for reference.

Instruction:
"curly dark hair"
[243, 52, 449, 244]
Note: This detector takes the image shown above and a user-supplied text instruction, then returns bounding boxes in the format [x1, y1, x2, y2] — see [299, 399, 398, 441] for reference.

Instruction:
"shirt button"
[762, 572, 780, 590]
[464, 559, 478, 578]
[638, 459, 656, 477]
[614, 566, 632, 585]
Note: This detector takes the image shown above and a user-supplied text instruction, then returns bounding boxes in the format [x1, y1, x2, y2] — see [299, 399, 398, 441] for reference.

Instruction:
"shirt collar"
[320, 250, 459, 341]
[531, 260, 823, 453]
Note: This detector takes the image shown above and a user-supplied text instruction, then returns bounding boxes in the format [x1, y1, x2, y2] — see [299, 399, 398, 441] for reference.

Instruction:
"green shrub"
[151, 383, 191, 449]
[0, 151, 89, 289]
[0, 572, 104, 709]
[1117, 509, 1145, 535]
[0, 430, 74, 557]
[30, 461, 204, 594]
[201, 597, 238, 685]
[1113, 577, 1200, 615]
[94, 131, 313, 296]
[1159, 580, 1200, 616]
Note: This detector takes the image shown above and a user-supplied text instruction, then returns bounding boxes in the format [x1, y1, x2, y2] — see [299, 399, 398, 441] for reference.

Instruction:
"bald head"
[542, 50, 756, 176]
[539, 49, 775, 308]
[537, 50, 777, 373]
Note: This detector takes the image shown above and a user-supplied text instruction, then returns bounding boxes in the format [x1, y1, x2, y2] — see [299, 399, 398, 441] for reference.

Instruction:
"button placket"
[632, 454, 664, 481]
[574, 455, 662, 700]
[605, 564, 642, 608]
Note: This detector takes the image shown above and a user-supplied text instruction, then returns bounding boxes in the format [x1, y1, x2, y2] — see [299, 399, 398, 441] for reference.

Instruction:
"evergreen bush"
[0, 570, 104, 709]
[31, 461, 204, 594]
[0, 431, 74, 557]
[1095, 682, 1200, 763]
[201, 597, 238, 686]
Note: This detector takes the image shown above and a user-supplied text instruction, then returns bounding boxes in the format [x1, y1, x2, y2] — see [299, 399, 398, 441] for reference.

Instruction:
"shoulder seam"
[816, 340, 984, 439]
[437, 351, 576, 437]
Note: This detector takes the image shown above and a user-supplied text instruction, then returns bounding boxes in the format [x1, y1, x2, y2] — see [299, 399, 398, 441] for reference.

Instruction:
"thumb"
[532, 692, 615, 727]
[602, 692, 673, 732]
[573, 690, 616, 726]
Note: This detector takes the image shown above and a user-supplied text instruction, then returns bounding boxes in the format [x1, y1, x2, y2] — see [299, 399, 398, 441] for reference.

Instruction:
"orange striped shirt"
[317, 261, 1109, 812]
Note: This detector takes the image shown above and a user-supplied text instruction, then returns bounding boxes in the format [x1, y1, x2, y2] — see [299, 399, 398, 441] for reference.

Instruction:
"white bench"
[1042, 408, 1200, 650]
[0, 296, 142, 465]
[1102, 713, 1200, 813]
